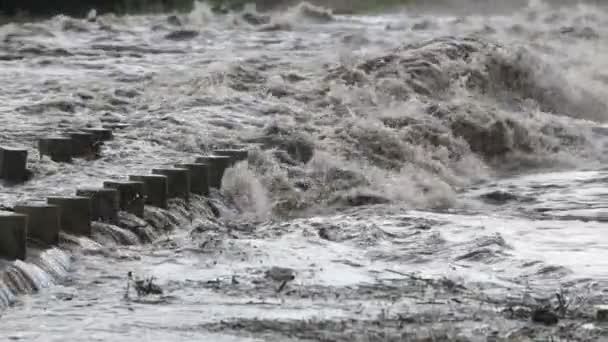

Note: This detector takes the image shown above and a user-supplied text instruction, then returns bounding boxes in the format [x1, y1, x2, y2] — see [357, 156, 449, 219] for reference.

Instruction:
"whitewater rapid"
[0, 1, 607, 341]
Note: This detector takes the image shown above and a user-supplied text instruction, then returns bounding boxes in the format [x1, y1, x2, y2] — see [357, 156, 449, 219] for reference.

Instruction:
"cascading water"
[0, 0, 607, 340]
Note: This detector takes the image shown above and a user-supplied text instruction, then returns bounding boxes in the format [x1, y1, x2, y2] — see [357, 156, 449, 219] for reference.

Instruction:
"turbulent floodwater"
[1, 0, 607, 341]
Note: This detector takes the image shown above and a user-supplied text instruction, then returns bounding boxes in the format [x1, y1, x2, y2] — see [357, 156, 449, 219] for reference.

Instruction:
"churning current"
[0, 1, 607, 341]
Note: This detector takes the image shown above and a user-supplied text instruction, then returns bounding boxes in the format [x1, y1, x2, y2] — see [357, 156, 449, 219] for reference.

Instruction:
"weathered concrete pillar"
[0, 146, 29, 183]
[151, 168, 190, 200]
[81, 128, 113, 142]
[214, 149, 249, 166]
[0, 211, 27, 260]
[195, 155, 231, 189]
[128, 175, 168, 209]
[66, 132, 98, 158]
[75, 188, 119, 224]
[596, 305, 608, 322]
[175, 163, 209, 196]
[13, 203, 60, 246]
[103, 181, 145, 217]
[47, 196, 92, 236]
[38, 137, 73, 163]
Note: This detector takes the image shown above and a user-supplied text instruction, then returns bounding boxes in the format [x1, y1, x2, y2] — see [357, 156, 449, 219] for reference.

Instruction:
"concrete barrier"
[0, 146, 29, 183]
[38, 137, 73, 163]
[14, 203, 60, 246]
[596, 305, 608, 322]
[175, 163, 209, 196]
[66, 132, 99, 158]
[195, 155, 231, 189]
[47, 196, 92, 236]
[75, 188, 120, 224]
[0, 211, 27, 260]
[81, 128, 113, 142]
[128, 175, 168, 209]
[151, 168, 190, 200]
[214, 149, 249, 166]
[103, 181, 145, 217]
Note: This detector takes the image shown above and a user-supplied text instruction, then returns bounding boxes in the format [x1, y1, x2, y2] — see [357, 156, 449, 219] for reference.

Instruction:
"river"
[0, 1, 607, 341]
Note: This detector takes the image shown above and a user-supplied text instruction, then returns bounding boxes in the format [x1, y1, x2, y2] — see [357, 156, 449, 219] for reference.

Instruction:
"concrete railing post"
[214, 149, 249, 166]
[75, 188, 120, 224]
[195, 155, 231, 189]
[14, 203, 60, 246]
[38, 137, 73, 163]
[0, 146, 29, 183]
[175, 163, 209, 196]
[151, 168, 190, 200]
[81, 128, 113, 142]
[66, 132, 98, 158]
[103, 181, 145, 217]
[128, 175, 168, 209]
[0, 211, 27, 260]
[47, 196, 92, 236]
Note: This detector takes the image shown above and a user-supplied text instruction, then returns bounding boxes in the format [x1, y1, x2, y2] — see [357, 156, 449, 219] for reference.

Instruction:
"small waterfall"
[13, 260, 54, 290]
[33, 248, 72, 280]
[2, 264, 37, 294]
[0, 252, 70, 303]
[0, 278, 16, 309]
[59, 232, 104, 250]
[92, 222, 142, 245]
[0, 197, 215, 312]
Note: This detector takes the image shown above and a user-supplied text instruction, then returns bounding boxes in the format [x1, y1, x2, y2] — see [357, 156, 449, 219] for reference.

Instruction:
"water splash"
[221, 162, 272, 221]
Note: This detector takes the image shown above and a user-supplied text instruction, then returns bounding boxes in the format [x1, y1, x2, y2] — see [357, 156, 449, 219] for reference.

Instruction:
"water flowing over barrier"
[0, 1, 607, 339]
[0, 125, 249, 308]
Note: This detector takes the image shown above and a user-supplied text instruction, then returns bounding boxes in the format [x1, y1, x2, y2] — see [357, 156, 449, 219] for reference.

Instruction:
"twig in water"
[385, 269, 435, 286]
[556, 289, 570, 317]
[124, 271, 132, 299]
[277, 280, 288, 293]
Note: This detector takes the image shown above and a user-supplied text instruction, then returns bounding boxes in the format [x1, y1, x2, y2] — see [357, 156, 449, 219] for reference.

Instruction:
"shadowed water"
[0, 0, 607, 340]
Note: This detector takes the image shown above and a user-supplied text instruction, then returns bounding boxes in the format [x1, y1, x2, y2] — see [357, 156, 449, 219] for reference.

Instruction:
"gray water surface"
[1, 1, 607, 341]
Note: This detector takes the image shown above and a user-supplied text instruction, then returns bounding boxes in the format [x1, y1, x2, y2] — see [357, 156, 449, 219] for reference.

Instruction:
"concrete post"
[13, 203, 60, 246]
[38, 137, 73, 163]
[75, 188, 119, 224]
[175, 163, 209, 196]
[597, 305, 608, 322]
[128, 175, 168, 209]
[214, 149, 249, 166]
[0, 211, 27, 260]
[103, 181, 145, 217]
[47, 196, 92, 236]
[66, 132, 98, 158]
[0, 146, 29, 183]
[151, 168, 190, 200]
[81, 128, 113, 142]
[195, 155, 231, 189]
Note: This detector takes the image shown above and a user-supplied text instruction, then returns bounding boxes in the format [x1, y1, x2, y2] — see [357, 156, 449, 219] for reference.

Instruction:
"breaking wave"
[225, 33, 605, 214]
[1, 1, 605, 216]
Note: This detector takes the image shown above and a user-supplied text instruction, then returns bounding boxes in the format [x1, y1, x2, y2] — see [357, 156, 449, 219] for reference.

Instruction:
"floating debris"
[531, 307, 559, 326]
[126, 272, 163, 298]
[265, 267, 295, 293]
